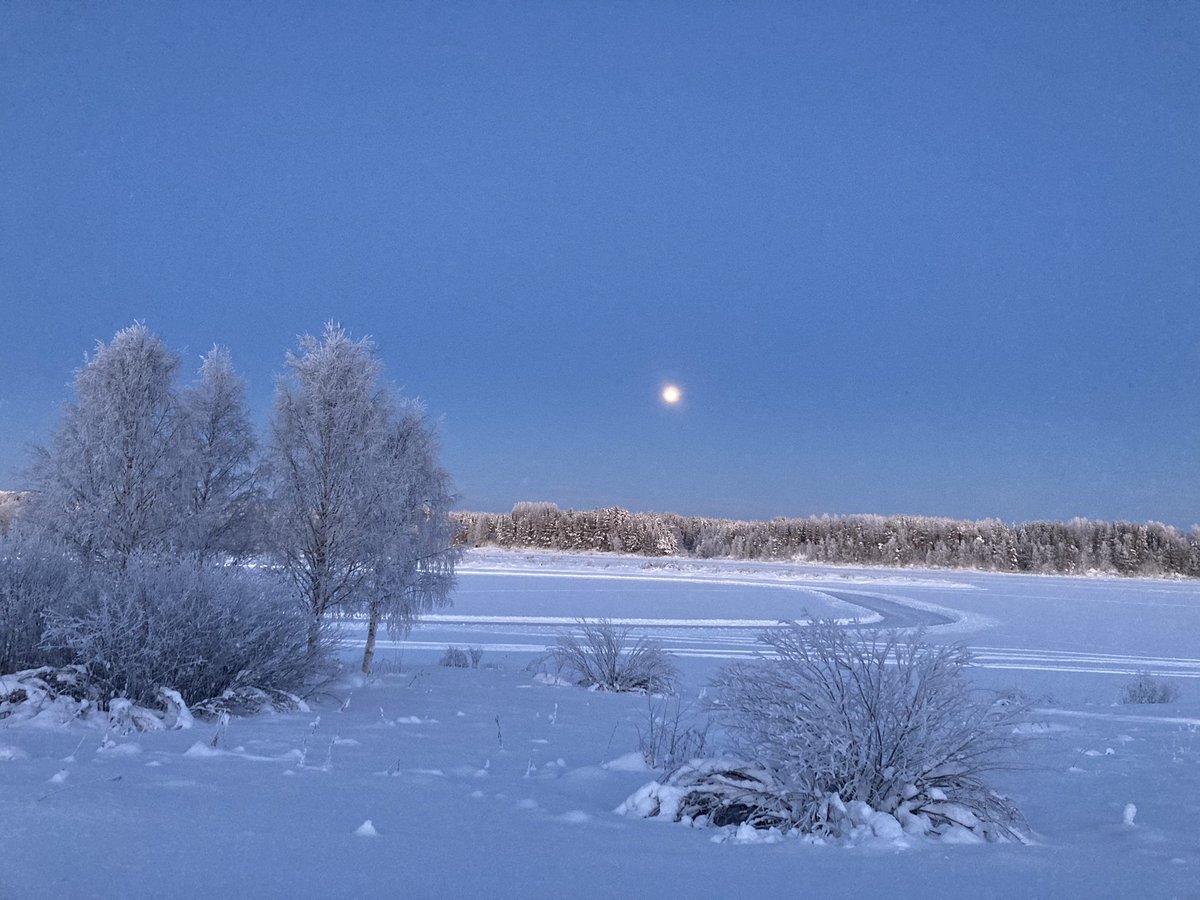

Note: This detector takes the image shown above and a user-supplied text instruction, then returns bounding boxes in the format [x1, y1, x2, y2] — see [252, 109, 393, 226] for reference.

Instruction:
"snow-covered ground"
[3, 549, 1199, 898]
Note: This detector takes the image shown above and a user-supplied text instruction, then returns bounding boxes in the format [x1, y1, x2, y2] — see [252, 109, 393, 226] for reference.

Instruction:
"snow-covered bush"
[439, 646, 469, 667]
[0, 530, 90, 674]
[1121, 672, 1179, 704]
[675, 623, 1028, 841]
[550, 620, 677, 694]
[438, 646, 483, 668]
[41, 556, 333, 710]
[439, 646, 475, 668]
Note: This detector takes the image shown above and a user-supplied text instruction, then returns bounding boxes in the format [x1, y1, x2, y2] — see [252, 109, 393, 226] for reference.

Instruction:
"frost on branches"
[4, 321, 458, 715]
[267, 324, 458, 672]
[620, 623, 1029, 844]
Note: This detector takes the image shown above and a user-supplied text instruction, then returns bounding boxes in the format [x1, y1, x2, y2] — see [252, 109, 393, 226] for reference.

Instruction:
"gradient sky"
[2, 2, 1197, 526]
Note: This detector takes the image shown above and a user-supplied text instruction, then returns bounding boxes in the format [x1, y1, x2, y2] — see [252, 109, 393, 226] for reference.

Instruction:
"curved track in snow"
[814, 589, 957, 629]
[450, 564, 962, 630]
[385, 558, 1200, 681]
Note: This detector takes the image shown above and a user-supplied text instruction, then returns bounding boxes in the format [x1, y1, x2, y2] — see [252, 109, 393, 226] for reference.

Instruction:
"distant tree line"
[454, 503, 1200, 578]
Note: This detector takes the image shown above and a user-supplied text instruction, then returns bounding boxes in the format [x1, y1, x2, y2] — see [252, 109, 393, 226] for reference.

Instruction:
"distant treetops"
[456, 504, 1200, 578]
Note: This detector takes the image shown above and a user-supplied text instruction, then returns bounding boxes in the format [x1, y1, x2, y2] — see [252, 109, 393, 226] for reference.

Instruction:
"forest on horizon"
[455, 502, 1200, 578]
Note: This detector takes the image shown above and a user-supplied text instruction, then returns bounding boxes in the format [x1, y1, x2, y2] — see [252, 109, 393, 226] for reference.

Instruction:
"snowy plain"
[2, 548, 1199, 899]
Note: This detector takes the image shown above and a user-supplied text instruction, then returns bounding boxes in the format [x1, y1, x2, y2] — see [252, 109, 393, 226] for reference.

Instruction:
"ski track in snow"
[386, 638, 1200, 678]
[396, 553, 1200, 681]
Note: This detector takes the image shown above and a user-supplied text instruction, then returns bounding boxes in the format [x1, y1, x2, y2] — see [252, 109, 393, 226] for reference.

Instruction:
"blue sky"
[1, 2, 1197, 526]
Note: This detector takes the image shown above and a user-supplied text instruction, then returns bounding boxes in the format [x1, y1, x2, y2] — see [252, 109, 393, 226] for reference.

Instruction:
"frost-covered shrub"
[439, 646, 484, 669]
[41, 556, 333, 709]
[1121, 672, 1179, 705]
[697, 623, 1027, 841]
[440, 646, 470, 668]
[551, 620, 677, 694]
[0, 531, 90, 674]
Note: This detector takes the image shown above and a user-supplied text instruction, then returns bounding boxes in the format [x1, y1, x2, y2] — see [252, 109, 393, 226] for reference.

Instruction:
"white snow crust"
[1, 552, 1199, 898]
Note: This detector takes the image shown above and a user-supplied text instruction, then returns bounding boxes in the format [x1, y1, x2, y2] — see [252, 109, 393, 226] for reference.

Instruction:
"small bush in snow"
[440, 646, 470, 668]
[1121, 672, 1179, 705]
[681, 623, 1028, 841]
[41, 556, 333, 710]
[439, 646, 483, 669]
[550, 620, 677, 694]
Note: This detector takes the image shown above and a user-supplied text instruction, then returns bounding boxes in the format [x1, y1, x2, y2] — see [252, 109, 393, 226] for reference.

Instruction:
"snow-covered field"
[3, 549, 1199, 899]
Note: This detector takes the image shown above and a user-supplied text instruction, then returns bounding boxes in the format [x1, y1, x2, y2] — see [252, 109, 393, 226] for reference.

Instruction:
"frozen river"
[352, 551, 1200, 696]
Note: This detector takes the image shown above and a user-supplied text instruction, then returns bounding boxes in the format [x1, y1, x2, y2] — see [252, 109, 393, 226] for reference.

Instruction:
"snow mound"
[532, 673, 574, 687]
[1012, 721, 1071, 735]
[602, 751, 653, 773]
[0, 666, 93, 726]
[184, 742, 226, 759]
[184, 742, 301, 763]
[158, 688, 194, 730]
[108, 698, 164, 734]
[0, 666, 277, 733]
[98, 740, 142, 756]
[0, 743, 30, 762]
[717, 823, 786, 844]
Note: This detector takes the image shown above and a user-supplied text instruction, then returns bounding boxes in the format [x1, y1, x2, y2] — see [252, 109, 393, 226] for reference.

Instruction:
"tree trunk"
[306, 573, 327, 657]
[361, 601, 381, 674]
[307, 616, 324, 658]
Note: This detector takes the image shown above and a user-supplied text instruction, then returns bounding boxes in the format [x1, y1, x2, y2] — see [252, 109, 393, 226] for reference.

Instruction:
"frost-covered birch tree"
[359, 406, 458, 673]
[28, 326, 260, 565]
[267, 324, 457, 662]
[27, 323, 187, 565]
[179, 347, 260, 559]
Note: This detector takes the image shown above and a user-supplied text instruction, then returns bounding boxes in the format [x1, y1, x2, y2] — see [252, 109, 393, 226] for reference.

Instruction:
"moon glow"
[661, 384, 682, 405]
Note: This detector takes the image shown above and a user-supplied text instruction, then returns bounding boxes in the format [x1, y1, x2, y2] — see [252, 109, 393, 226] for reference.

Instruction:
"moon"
[661, 384, 682, 405]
